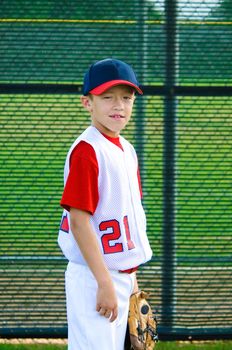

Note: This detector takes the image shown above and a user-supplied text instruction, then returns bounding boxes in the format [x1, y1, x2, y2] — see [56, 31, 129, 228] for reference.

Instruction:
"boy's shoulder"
[69, 126, 136, 158]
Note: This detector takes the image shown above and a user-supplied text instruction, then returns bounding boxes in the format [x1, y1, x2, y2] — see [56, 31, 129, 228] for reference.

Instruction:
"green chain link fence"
[0, 0, 231, 341]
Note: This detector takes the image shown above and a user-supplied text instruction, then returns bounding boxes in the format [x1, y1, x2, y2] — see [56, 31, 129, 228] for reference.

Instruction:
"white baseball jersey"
[58, 126, 152, 270]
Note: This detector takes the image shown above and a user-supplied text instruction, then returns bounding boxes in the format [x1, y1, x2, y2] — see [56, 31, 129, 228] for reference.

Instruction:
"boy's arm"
[69, 207, 118, 322]
[133, 274, 139, 294]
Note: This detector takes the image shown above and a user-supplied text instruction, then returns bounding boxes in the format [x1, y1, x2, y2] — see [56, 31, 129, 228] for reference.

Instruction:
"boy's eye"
[101, 94, 133, 100]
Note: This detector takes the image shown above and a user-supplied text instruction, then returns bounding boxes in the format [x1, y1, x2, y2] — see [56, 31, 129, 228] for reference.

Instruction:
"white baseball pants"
[65, 262, 135, 350]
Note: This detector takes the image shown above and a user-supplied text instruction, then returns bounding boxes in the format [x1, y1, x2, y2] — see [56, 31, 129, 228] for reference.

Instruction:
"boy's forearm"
[69, 207, 118, 322]
[69, 207, 111, 285]
[133, 274, 139, 294]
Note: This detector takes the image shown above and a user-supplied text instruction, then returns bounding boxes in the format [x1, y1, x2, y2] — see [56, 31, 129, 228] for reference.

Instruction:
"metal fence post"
[161, 0, 178, 328]
[135, 0, 147, 181]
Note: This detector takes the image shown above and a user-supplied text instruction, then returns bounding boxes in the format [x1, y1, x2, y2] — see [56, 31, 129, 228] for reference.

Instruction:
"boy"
[58, 58, 152, 350]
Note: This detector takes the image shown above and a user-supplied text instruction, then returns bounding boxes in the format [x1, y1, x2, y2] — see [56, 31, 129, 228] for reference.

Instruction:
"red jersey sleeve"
[60, 141, 99, 214]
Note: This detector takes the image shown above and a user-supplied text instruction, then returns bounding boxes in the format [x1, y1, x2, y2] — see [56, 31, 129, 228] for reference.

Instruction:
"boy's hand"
[96, 280, 118, 322]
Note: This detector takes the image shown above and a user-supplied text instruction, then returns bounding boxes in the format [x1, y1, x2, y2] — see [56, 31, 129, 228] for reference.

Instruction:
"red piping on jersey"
[119, 266, 138, 274]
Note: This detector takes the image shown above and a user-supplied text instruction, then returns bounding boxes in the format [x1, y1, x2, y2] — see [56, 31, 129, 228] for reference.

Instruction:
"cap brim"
[89, 80, 143, 95]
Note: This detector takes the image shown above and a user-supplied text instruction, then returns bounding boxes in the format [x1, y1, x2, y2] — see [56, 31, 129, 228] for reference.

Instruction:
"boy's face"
[81, 85, 135, 137]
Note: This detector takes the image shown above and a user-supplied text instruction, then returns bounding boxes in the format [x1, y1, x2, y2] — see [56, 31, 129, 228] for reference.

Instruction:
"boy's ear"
[81, 95, 92, 111]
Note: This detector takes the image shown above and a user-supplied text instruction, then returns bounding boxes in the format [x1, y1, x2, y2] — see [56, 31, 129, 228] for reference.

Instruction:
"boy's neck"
[100, 131, 123, 151]
[101, 131, 119, 140]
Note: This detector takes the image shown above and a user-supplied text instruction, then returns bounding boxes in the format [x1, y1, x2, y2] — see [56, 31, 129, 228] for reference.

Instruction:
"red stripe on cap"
[89, 80, 143, 95]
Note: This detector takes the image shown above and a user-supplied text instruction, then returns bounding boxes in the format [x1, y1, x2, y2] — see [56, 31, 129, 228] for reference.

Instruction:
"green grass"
[0, 346, 65, 350]
[1, 341, 232, 350]
[157, 341, 232, 350]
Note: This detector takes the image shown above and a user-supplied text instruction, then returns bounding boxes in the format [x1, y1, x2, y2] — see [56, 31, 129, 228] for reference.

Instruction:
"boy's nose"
[114, 99, 124, 110]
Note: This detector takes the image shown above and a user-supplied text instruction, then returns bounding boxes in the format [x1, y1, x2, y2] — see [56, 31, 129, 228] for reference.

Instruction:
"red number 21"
[100, 216, 135, 254]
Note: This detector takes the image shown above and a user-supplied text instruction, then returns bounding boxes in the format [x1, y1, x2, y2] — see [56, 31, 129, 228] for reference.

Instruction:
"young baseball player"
[58, 58, 152, 350]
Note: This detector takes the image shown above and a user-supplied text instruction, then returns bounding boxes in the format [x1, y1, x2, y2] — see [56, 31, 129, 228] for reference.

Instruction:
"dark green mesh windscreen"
[0, 0, 231, 339]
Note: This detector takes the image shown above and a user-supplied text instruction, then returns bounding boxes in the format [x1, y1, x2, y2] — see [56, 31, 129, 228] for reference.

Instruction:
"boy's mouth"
[110, 114, 124, 120]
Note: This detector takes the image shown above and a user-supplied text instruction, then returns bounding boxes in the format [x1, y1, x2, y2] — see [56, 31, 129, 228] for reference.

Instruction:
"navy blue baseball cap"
[83, 58, 143, 95]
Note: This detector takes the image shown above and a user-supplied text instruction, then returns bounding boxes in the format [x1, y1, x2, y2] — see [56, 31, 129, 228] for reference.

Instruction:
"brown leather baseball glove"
[124, 290, 158, 350]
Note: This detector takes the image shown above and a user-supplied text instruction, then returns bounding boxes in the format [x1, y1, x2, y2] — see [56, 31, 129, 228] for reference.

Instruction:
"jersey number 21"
[100, 216, 135, 254]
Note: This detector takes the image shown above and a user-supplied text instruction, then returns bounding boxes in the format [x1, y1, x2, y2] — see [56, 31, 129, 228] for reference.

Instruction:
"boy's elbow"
[70, 207, 91, 232]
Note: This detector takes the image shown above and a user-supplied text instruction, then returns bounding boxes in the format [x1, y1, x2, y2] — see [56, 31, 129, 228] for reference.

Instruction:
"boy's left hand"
[96, 278, 118, 322]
